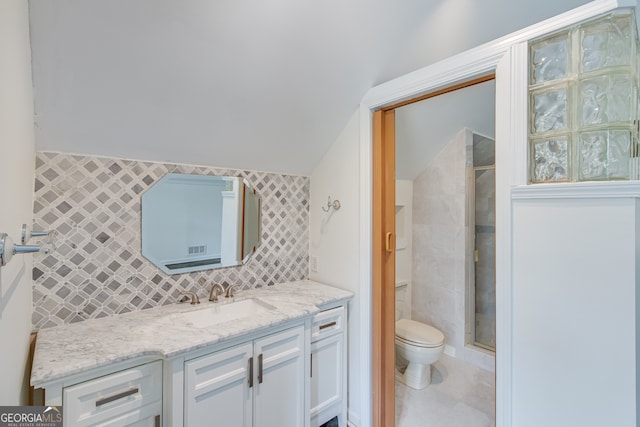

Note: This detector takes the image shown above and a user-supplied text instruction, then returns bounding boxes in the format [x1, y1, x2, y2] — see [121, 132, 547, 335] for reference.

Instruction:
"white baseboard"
[444, 344, 456, 357]
[347, 409, 360, 427]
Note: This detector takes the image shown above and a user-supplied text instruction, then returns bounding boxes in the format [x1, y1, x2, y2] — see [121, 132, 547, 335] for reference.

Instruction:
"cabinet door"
[310, 333, 343, 426]
[185, 342, 253, 427]
[253, 325, 305, 427]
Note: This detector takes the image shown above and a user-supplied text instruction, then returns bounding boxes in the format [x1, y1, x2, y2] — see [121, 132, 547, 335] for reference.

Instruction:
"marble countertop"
[31, 280, 352, 387]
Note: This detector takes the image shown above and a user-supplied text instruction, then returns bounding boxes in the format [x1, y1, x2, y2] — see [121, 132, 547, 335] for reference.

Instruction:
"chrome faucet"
[225, 284, 242, 298]
[178, 291, 200, 305]
[209, 283, 225, 302]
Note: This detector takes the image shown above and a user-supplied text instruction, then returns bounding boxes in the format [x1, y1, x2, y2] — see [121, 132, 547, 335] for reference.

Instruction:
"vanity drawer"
[312, 306, 344, 342]
[63, 360, 162, 426]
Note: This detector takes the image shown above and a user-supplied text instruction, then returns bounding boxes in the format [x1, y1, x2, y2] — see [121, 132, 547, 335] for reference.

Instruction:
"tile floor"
[395, 354, 495, 427]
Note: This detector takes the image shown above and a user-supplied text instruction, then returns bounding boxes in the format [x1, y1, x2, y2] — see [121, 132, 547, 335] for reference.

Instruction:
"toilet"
[395, 318, 445, 389]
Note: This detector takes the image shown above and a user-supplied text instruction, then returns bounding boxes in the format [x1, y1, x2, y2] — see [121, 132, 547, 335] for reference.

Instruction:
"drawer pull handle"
[319, 321, 337, 330]
[248, 357, 254, 388]
[258, 353, 263, 384]
[95, 387, 139, 407]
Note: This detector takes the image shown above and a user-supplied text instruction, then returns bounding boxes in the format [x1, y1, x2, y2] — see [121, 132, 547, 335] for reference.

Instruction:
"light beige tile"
[396, 354, 495, 427]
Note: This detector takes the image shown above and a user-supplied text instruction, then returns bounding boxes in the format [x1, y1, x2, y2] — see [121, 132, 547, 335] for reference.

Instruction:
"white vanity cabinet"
[184, 325, 306, 427]
[310, 305, 347, 427]
[32, 282, 353, 427]
[63, 360, 163, 427]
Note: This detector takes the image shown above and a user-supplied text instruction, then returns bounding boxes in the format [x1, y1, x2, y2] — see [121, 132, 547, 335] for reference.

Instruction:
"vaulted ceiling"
[29, 0, 590, 175]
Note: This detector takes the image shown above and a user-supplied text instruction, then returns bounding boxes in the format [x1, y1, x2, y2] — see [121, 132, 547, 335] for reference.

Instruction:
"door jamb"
[371, 109, 396, 427]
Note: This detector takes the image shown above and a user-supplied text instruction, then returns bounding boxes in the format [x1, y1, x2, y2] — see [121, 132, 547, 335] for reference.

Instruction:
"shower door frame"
[467, 140, 497, 353]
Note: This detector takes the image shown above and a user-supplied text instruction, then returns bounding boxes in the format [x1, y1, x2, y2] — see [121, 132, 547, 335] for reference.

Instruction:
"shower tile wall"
[412, 129, 467, 354]
[32, 152, 309, 330]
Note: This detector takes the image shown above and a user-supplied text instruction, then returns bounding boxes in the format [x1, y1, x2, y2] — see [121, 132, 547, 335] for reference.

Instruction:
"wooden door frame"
[371, 76, 495, 427]
[372, 109, 396, 427]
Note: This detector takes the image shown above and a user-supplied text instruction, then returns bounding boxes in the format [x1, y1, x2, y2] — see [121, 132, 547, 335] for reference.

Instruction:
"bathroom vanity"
[30, 280, 352, 427]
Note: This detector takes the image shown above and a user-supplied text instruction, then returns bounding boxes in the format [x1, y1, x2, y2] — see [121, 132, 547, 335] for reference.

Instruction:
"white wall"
[512, 194, 639, 427]
[0, 1, 35, 405]
[309, 110, 362, 425]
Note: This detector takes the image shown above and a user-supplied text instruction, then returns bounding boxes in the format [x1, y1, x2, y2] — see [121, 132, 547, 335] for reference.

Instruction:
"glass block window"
[529, 11, 640, 183]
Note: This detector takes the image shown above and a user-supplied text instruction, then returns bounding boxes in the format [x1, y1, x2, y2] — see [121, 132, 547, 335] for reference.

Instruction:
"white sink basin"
[181, 298, 275, 327]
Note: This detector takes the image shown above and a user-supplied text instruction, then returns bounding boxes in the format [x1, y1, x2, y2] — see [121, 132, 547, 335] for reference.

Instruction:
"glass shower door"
[470, 134, 496, 351]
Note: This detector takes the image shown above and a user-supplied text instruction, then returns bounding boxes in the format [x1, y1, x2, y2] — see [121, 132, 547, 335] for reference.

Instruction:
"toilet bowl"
[395, 318, 444, 390]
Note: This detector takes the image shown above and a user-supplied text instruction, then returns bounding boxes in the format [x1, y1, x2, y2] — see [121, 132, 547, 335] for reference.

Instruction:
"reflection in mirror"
[242, 182, 260, 261]
[141, 173, 261, 274]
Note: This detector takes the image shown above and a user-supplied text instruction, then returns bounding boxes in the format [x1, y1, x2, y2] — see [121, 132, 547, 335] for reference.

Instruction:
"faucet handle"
[178, 291, 200, 305]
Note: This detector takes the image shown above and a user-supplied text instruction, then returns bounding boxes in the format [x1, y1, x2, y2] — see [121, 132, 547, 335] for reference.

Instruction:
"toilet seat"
[396, 319, 444, 348]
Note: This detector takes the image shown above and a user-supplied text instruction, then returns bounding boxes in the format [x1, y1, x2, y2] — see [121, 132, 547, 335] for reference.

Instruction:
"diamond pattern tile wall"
[32, 152, 309, 330]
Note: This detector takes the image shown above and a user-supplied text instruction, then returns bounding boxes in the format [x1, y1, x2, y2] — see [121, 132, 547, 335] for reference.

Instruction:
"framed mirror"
[141, 173, 261, 274]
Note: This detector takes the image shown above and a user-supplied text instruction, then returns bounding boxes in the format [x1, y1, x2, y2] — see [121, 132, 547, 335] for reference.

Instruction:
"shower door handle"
[385, 232, 393, 253]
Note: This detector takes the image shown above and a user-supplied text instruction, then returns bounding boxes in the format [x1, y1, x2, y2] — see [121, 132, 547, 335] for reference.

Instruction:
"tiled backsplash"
[32, 152, 309, 330]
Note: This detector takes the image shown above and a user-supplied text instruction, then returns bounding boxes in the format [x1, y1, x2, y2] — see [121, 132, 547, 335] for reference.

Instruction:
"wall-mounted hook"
[0, 232, 55, 267]
[21, 223, 55, 244]
[322, 196, 341, 212]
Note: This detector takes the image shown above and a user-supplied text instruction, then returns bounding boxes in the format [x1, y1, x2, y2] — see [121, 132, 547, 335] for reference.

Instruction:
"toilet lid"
[396, 319, 444, 347]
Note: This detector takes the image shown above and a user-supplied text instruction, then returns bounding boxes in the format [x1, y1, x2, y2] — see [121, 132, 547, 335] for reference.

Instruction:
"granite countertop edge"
[31, 280, 353, 387]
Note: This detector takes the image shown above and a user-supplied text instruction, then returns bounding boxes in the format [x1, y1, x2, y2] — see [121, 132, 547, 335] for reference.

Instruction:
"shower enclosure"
[468, 133, 496, 351]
